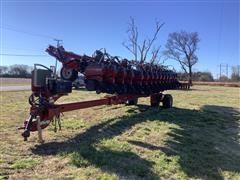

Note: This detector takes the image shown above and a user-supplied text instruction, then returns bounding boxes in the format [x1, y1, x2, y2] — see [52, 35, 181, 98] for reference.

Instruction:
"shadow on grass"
[32, 104, 240, 179]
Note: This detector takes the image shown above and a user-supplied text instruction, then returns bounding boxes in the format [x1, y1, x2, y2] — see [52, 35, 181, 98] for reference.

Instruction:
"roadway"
[0, 85, 31, 92]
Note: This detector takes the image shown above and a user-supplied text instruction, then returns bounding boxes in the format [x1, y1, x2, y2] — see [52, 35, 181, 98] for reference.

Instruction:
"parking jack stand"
[37, 116, 44, 143]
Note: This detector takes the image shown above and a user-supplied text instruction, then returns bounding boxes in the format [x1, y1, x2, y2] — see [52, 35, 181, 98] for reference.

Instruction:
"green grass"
[0, 85, 239, 179]
[10, 158, 41, 169]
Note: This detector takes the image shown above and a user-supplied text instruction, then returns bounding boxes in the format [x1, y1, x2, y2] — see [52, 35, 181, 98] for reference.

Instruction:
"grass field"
[182, 81, 240, 87]
[0, 86, 239, 179]
[0, 78, 30, 86]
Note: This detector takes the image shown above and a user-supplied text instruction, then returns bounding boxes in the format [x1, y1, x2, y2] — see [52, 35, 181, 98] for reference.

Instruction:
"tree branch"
[143, 22, 164, 61]
[123, 17, 164, 64]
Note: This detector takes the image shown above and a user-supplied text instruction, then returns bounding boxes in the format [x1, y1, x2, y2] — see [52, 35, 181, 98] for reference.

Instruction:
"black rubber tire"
[162, 94, 173, 108]
[60, 67, 78, 81]
[127, 98, 138, 105]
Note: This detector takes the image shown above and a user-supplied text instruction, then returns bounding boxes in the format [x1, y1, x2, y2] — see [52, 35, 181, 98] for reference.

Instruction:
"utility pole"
[53, 39, 63, 76]
[234, 65, 240, 76]
[218, 63, 229, 80]
[226, 64, 228, 78]
[54, 39, 63, 47]
[220, 64, 222, 79]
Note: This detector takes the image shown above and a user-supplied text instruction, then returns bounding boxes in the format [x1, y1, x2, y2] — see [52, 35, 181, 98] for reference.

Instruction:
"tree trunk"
[188, 66, 192, 86]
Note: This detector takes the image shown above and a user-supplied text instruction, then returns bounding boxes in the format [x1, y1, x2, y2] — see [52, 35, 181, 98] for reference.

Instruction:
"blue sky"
[0, 0, 239, 78]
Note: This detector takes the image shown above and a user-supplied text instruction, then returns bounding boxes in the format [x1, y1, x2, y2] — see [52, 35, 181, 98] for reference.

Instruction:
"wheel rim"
[61, 68, 73, 79]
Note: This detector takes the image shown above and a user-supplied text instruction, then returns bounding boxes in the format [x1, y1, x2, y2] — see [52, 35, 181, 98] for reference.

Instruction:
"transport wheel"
[162, 94, 173, 108]
[60, 67, 78, 81]
[127, 98, 138, 105]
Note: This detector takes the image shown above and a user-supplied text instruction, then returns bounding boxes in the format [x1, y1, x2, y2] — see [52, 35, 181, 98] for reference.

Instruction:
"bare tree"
[123, 17, 164, 63]
[231, 65, 240, 81]
[164, 31, 200, 85]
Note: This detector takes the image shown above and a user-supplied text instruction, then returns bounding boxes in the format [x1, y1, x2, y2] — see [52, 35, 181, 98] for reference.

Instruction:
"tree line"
[0, 64, 239, 82]
[178, 67, 240, 82]
[0, 64, 32, 78]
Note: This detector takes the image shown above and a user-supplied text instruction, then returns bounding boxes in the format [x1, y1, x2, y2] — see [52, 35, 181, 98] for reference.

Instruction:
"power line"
[0, 53, 49, 57]
[0, 25, 57, 40]
[2, 47, 46, 52]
